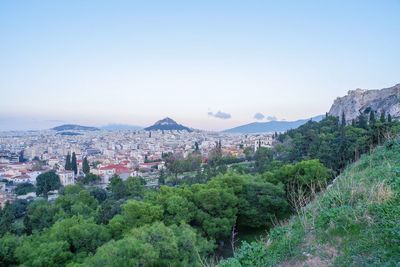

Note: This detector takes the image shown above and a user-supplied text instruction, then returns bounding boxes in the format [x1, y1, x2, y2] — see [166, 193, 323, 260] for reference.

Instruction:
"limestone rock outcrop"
[329, 84, 400, 122]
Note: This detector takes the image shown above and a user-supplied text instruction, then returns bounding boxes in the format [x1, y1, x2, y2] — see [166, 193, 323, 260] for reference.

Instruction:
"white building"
[254, 136, 273, 151]
[58, 171, 75, 186]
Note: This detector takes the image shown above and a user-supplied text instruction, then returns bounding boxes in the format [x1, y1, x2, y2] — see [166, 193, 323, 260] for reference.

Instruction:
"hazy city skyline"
[1, 1, 399, 131]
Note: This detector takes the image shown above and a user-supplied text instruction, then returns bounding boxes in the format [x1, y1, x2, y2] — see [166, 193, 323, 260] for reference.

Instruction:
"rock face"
[329, 84, 400, 122]
[144, 117, 192, 132]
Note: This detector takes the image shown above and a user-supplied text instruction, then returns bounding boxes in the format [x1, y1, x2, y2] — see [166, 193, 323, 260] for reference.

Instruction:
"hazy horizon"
[1, 1, 399, 131]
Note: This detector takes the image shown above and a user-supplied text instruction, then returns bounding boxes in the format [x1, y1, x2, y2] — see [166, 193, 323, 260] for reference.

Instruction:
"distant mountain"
[224, 115, 324, 133]
[144, 117, 192, 132]
[101, 124, 142, 131]
[51, 124, 99, 131]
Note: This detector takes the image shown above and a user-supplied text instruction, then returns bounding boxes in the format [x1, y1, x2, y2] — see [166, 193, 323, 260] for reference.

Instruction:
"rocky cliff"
[329, 84, 400, 122]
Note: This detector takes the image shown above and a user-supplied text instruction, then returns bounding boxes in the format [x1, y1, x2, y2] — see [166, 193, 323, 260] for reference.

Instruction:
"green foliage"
[24, 199, 58, 233]
[16, 239, 73, 267]
[14, 182, 36, 195]
[254, 147, 273, 173]
[192, 184, 238, 239]
[36, 171, 61, 198]
[49, 216, 111, 255]
[82, 157, 90, 174]
[221, 139, 400, 266]
[55, 185, 99, 220]
[109, 200, 163, 236]
[0, 233, 22, 266]
[71, 152, 78, 175]
[80, 173, 100, 185]
[65, 153, 72, 171]
[85, 222, 212, 267]
[83, 236, 157, 267]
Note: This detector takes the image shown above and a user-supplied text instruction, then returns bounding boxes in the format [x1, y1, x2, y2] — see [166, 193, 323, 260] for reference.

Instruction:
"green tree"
[380, 110, 386, 123]
[132, 222, 213, 266]
[192, 184, 238, 240]
[23, 200, 57, 233]
[109, 175, 127, 199]
[14, 182, 35, 195]
[254, 147, 273, 173]
[83, 236, 157, 267]
[0, 203, 15, 236]
[0, 233, 22, 266]
[80, 173, 101, 185]
[341, 111, 346, 127]
[65, 153, 72, 171]
[82, 157, 90, 174]
[369, 110, 376, 125]
[109, 200, 163, 236]
[71, 152, 78, 175]
[36, 171, 61, 198]
[16, 238, 73, 267]
[158, 169, 166, 185]
[49, 216, 111, 255]
[125, 176, 146, 198]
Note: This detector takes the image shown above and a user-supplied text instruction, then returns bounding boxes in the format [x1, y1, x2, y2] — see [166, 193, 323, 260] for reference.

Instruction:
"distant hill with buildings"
[51, 124, 99, 131]
[224, 115, 324, 133]
[144, 117, 192, 132]
[100, 124, 143, 131]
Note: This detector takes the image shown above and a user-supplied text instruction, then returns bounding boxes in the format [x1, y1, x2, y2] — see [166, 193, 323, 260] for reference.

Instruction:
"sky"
[1, 0, 399, 131]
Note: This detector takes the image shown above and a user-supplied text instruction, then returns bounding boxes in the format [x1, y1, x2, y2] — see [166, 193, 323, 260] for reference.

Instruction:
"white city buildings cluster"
[0, 129, 273, 205]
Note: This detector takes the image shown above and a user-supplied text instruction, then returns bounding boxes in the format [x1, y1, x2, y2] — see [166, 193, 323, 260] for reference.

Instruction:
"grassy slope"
[219, 140, 400, 267]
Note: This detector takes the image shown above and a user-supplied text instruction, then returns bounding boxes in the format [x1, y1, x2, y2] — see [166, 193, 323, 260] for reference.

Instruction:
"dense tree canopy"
[35, 171, 61, 198]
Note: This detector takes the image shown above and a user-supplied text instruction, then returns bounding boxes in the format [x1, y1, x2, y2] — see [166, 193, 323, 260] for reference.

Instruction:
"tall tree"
[65, 153, 72, 170]
[380, 110, 386, 123]
[341, 111, 346, 127]
[369, 110, 376, 125]
[71, 152, 78, 175]
[158, 169, 165, 185]
[82, 157, 90, 174]
[357, 113, 368, 129]
[36, 171, 61, 198]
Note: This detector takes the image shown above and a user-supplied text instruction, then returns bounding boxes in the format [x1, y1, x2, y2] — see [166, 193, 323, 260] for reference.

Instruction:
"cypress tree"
[357, 113, 368, 129]
[369, 110, 376, 125]
[341, 111, 346, 128]
[380, 111, 386, 123]
[65, 153, 72, 170]
[82, 157, 90, 174]
[71, 152, 78, 175]
[388, 114, 392, 123]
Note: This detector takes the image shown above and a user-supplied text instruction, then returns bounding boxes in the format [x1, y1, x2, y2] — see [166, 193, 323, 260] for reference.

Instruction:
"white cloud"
[208, 110, 231, 120]
[253, 112, 265, 120]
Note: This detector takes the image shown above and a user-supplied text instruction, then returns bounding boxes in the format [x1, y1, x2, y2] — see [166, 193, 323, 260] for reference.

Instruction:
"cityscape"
[1, 1, 399, 266]
[0, 121, 274, 205]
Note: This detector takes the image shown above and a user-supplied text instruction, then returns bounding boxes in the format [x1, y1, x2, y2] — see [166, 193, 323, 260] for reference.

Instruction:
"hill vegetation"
[219, 140, 400, 266]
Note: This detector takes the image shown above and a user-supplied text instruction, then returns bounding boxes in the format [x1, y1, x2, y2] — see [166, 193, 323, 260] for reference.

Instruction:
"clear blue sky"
[1, 0, 399, 130]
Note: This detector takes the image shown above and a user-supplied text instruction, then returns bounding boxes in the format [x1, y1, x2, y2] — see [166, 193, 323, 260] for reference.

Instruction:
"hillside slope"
[224, 115, 324, 133]
[219, 140, 400, 266]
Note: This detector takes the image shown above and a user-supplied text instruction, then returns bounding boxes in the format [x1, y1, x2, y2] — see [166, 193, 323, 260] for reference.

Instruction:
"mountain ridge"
[51, 124, 99, 131]
[224, 115, 324, 133]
